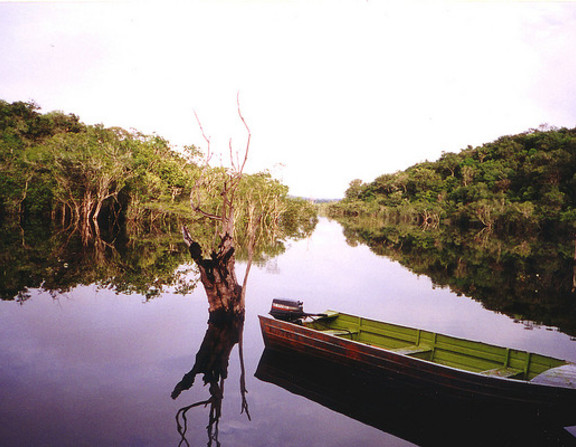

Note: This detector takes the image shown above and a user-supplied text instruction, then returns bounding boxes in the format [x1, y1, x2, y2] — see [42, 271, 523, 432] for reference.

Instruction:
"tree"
[0, 100, 83, 218]
[345, 179, 366, 200]
[182, 95, 254, 320]
[1, 99, 202, 226]
[182, 95, 316, 319]
[437, 151, 461, 178]
[36, 126, 134, 230]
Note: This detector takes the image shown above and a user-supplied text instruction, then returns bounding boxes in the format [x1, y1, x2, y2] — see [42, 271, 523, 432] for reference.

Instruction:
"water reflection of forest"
[0, 216, 316, 303]
[336, 217, 576, 337]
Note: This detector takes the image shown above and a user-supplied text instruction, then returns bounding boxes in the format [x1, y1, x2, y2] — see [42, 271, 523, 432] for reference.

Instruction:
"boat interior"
[306, 311, 568, 382]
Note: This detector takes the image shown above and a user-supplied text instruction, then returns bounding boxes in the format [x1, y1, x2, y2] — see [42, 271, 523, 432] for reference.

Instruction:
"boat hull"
[259, 315, 576, 425]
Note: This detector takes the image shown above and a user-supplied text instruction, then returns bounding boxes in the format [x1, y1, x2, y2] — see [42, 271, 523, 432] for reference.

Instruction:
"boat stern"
[531, 363, 576, 390]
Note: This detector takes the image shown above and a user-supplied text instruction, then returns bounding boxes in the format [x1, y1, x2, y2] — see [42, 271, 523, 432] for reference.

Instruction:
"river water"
[1, 218, 575, 446]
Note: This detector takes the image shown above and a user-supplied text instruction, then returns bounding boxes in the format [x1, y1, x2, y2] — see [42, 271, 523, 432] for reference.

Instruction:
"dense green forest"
[328, 125, 576, 235]
[0, 99, 317, 302]
[0, 99, 316, 235]
[0, 100, 192, 224]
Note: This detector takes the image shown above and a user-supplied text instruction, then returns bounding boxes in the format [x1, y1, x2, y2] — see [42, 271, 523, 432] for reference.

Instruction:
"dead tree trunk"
[183, 93, 251, 320]
[183, 227, 244, 320]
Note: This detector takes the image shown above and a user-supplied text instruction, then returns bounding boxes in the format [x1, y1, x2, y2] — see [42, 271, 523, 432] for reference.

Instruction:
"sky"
[1, 0, 576, 199]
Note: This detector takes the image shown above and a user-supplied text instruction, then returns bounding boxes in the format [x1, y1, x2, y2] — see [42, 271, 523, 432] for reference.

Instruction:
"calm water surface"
[1, 218, 575, 446]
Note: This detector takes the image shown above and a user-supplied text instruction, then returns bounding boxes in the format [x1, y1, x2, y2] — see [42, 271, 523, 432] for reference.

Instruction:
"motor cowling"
[269, 299, 305, 322]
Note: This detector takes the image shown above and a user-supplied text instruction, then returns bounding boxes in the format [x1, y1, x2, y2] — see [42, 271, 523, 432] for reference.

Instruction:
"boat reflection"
[171, 316, 250, 446]
[255, 348, 576, 447]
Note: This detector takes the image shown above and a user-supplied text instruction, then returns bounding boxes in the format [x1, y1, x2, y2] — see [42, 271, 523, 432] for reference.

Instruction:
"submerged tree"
[175, 96, 255, 445]
[182, 95, 293, 320]
[182, 95, 251, 320]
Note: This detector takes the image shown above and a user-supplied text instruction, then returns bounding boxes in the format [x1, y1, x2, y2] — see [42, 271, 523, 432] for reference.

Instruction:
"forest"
[328, 125, 576, 235]
[0, 99, 316, 235]
[0, 99, 317, 302]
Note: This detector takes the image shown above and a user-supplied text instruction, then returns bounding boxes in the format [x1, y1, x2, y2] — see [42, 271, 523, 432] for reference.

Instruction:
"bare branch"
[236, 92, 251, 175]
[189, 202, 224, 221]
[190, 111, 226, 220]
[175, 397, 218, 447]
[189, 177, 224, 221]
[229, 137, 237, 172]
[193, 110, 212, 165]
[238, 331, 251, 421]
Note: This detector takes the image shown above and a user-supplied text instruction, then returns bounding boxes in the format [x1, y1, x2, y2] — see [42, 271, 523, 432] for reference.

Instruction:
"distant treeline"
[0, 100, 316, 233]
[328, 125, 576, 234]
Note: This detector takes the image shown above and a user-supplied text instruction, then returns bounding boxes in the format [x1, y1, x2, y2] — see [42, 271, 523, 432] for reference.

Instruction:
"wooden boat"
[259, 305, 576, 425]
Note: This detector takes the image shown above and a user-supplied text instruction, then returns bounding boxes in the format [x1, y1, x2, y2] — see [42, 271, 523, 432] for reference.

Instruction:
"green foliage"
[0, 99, 202, 224]
[329, 126, 576, 235]
[186, 168, 318, 259]
[345, 179, 367, 200]
[335, 216, 576, 336]
[0, 100, 84, 218]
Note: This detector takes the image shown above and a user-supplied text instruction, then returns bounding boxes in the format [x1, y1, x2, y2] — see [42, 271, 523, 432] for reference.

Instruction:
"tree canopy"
[328, 126, 576, 234]
[0, 99, 316, 238]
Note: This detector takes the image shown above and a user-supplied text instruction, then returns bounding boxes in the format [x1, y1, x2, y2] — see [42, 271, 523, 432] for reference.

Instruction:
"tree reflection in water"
[0, 218, 197, 302]
[0, 212, 315, 303]
[335, 216, 576, 337]
[171, 315, 249, 447]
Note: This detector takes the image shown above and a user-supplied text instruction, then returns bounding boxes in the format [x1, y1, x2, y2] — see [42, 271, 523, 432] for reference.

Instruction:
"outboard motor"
[269, 299, 305, 322]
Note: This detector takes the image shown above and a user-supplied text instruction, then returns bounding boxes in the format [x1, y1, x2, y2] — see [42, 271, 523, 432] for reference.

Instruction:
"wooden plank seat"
[321, 329, 358, 336]
[390, 345, 432, 356]
[480, 367, 523, 379]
